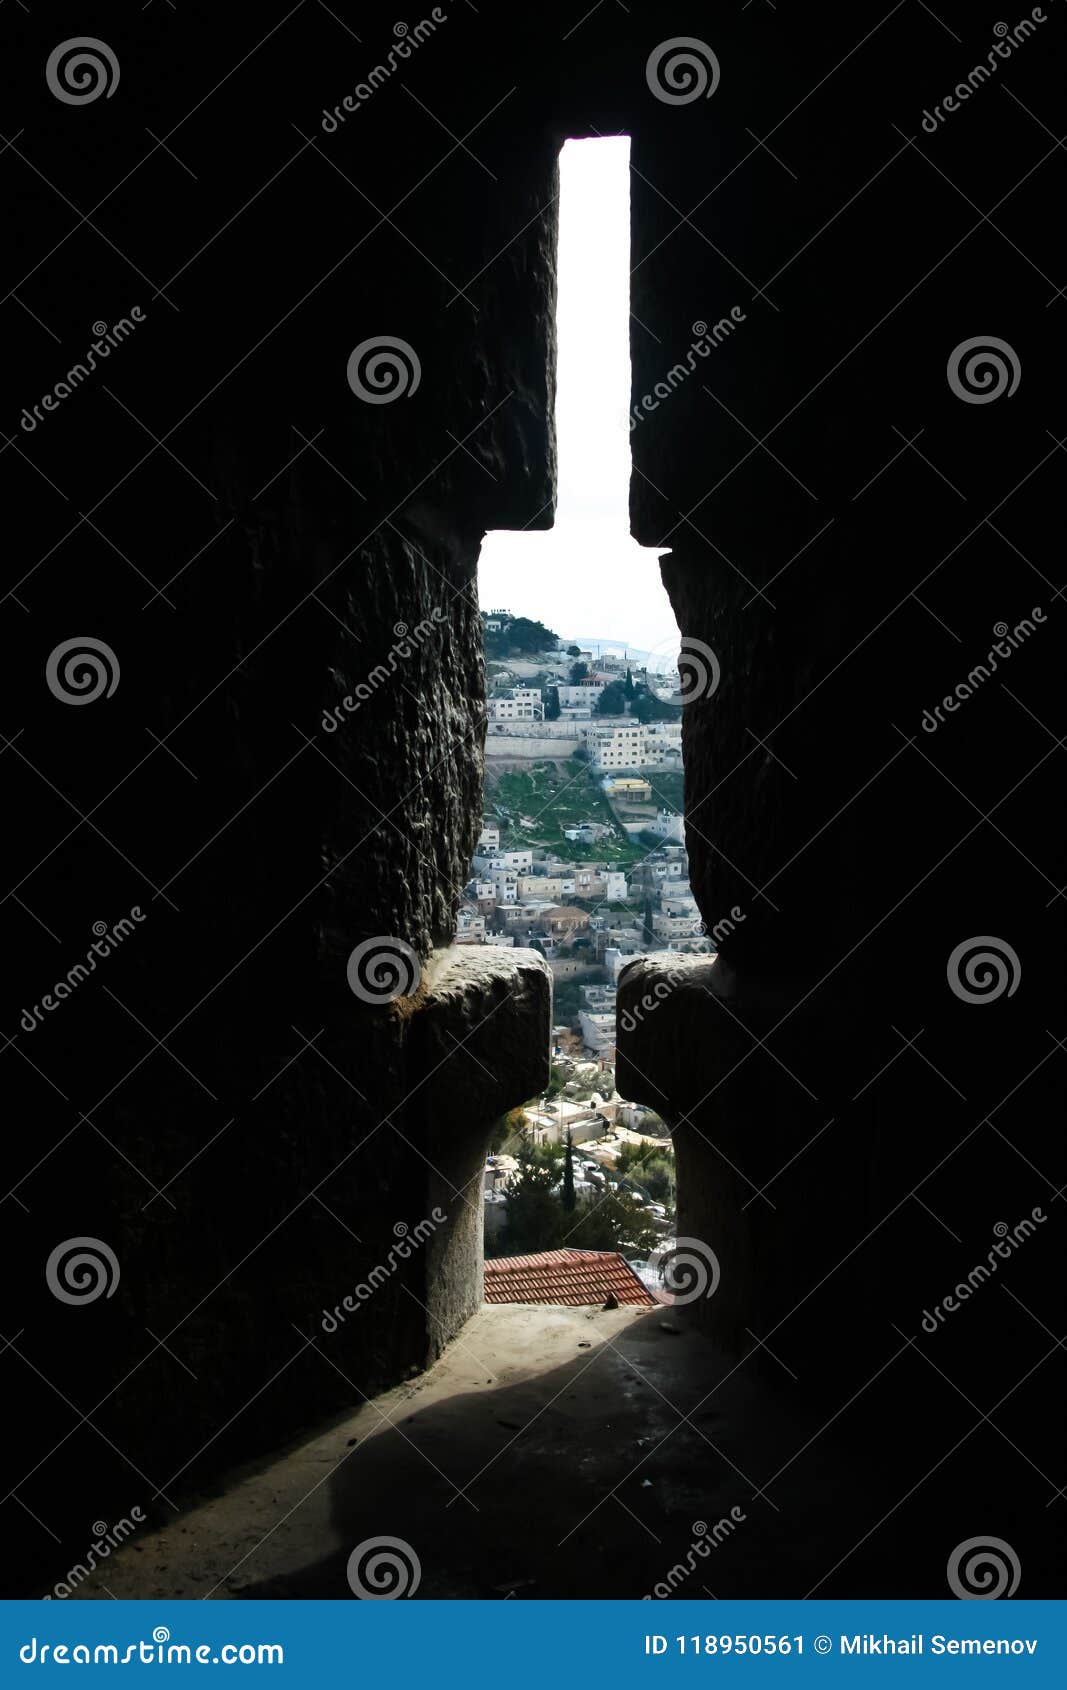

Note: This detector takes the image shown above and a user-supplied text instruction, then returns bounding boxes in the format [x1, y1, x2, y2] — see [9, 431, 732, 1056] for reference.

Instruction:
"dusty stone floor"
[62, 1302, 1059, 1600]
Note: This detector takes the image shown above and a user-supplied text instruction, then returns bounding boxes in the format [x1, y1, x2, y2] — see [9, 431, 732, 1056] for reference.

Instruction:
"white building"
[579, 983, 618, 1054]
[517, 873, 577, 901]
[556, 682, 604, 708]
[644, 809, 685, 843]
[584, 721, 645, 770]
[455, 906, 487, 944]
[473, 849, 534, 874]
[641, 721, 683, 764]
[489, 691, 542, 722]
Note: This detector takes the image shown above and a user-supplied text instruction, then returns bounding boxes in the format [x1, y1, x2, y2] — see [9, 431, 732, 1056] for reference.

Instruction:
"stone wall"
[1, 0, 1062, 1595]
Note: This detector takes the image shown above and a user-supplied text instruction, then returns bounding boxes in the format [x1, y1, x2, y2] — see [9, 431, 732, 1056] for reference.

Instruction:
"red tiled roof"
[484, 1247, 655, 1307]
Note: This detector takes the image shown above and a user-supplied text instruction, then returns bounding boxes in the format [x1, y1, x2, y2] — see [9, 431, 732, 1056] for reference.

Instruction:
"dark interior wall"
[1, 0, 1063, 1595]
[621, 0, 1064, 1349]
[2, 4, 562, 1592]
[616, 0, 1065, 1586]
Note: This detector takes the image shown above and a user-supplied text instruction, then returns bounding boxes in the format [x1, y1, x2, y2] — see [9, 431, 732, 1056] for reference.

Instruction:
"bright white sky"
[477, 137, 678, 659]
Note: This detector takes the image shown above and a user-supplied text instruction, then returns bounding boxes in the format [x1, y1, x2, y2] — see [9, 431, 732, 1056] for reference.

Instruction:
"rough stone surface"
[2, 0, 1062, 1599]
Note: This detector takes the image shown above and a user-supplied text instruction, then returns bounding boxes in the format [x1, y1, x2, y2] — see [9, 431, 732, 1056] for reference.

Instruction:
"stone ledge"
[616, 951, 745, 1119]
[406, 945, 552, 1358]
[415, 944, 552, 1128]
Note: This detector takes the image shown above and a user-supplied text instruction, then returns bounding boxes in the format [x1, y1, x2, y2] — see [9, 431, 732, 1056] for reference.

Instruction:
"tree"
[597, 680, 628, 715]
[566, 1188, 660, 1254]
[624, 668, 635, 698]
[566, 644, 581, 657]
[616, 1142, 676, 1204]
[544, 685, 561, 720]
[489, 1106, 527, 1154]
[500, 1138, 565, 1253]
[504, 616, 558, 655]
[562, 1132, 576, 1212]
[569, 661, 589, 684]
[633, 686, 681, 724]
